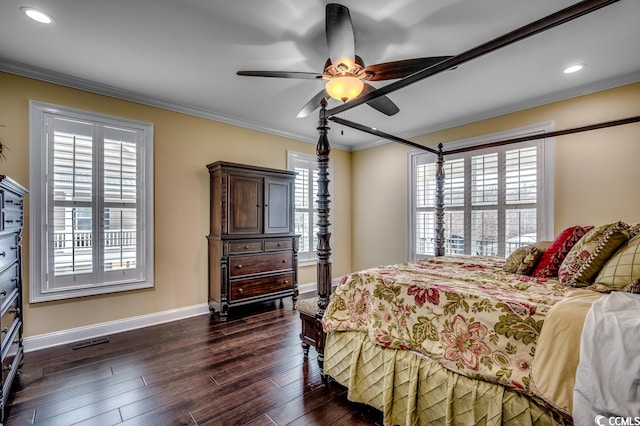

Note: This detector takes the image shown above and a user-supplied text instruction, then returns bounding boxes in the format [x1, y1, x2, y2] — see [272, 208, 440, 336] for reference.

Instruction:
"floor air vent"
[72, 337, 110, 350]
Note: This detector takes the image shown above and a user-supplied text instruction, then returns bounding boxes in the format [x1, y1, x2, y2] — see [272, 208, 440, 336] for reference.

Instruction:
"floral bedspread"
[322, 255, 578, 396]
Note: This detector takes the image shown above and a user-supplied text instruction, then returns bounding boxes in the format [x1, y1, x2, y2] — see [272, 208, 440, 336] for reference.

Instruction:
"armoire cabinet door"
[264, 177, 293, 234]
[228, 174, 263, 235]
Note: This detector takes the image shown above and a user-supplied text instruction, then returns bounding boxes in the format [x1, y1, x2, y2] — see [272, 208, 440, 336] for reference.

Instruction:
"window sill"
[298, 258, 318, 268]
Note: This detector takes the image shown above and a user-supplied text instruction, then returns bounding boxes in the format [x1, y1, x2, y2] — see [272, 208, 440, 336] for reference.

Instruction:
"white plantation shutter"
[294, 166, 311, 253]
[471, 153, 498, 205]
[506, 147, 537, 204]
[103, 129, 139, 275]
[409, 125, 553, 260]
[414, 158, 466, 256]
[504, 146, 538, 253]
[288, 152, 330, 264]
[30, 102, 154, 302]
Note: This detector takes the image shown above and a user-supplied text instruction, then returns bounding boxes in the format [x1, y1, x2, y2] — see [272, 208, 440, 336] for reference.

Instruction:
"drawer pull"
[236, 265, 243, 269]
[9, 307, 20, 315]
[243, 245, 249, 249]
[282, 259, 287, 263]
[0, 328, 7, 335]
[0, 290, 6, 296]
[6, 199, 22, 207]
[5, 219, 13, 224]
[277, 243, 281, 247]
[0, 251, 5, 257]
[237, 288, 244, 293]
[284, 280, 289, 285]
[2, 364, 11, 372]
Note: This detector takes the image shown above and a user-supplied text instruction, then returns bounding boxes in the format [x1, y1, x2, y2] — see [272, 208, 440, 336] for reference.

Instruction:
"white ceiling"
[1, 0, 639, 151]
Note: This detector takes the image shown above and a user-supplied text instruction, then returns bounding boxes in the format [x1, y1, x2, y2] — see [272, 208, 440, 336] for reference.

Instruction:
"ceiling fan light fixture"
[325, 76, 364, 103]
[563, 63, 585, 74]
[20, 7, 54, 24]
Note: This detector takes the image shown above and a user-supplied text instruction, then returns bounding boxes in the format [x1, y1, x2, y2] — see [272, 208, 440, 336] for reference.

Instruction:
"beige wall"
[0, 72, 352, 337]
[351, 142, 410, 270]
[3, 70, 639, 337]
[351, 82, 640, 271]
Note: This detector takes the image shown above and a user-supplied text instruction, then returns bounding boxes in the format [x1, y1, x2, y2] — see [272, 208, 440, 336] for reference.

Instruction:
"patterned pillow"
[589, 234, 640, 293]
[532, 226, 592, 277]
[503, 241, 550, 275]
[558, 222, 631, 287]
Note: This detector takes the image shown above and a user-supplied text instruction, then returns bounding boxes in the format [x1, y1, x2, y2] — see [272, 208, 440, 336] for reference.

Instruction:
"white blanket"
[573, 292, 640, 424]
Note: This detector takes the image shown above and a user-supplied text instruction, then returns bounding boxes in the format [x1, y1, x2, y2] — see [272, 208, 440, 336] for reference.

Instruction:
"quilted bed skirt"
[324, 331, 568, 426]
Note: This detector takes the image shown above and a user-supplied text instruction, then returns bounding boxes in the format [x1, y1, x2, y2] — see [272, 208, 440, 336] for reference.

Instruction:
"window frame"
[407, 122, 554, 261]
[29, 100, 154, 302]
[287, 151, 332, 266]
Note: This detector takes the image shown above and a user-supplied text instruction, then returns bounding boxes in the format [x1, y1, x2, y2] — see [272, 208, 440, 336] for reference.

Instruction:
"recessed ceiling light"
[563, 64, 585, 74]
[20, 7, 54, 24]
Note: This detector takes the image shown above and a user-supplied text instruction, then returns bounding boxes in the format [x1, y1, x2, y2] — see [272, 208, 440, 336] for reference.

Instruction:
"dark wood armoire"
[0, 176, 27, 422]
[206, 161, 299, 320]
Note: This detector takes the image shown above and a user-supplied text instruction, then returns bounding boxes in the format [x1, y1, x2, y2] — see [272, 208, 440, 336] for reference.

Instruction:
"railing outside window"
[53, 231, 137, 249]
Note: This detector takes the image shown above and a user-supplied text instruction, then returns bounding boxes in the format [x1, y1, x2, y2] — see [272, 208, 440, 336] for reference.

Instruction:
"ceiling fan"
[237, 3, 452, 118]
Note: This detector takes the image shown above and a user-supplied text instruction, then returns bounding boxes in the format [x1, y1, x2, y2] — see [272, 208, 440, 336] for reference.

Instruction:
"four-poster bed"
[302, 0, 640, 423]
[314, 107, 640, 424]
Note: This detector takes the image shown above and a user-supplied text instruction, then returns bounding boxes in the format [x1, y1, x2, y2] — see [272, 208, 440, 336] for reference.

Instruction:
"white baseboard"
[23, 303, 210, 353]
[297, 282, 317, 298]
[24, 278, 345, 352]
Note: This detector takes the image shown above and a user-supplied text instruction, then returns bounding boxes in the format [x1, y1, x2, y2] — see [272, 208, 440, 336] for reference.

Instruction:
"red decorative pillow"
[532, 226, 592, 277]
[531, 226, 578, 276]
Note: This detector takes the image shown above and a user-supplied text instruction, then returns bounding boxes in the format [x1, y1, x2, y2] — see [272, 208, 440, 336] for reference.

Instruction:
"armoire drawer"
[0, 292, 19, 335]
[0, 234, 18, 272]
[1, 328, 21, 386]
[1, 190, 23, 211]
[264, 239, 293, 251]
[229, 251, 293, 277]
[228, 241, 262, 254]
[230, 272, 295, 301]
[0, 263, 18, 304]
[2, 212, 24, 232]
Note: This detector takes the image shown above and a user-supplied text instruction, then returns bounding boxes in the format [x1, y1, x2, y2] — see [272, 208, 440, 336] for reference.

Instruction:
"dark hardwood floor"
[4, 300, 383, 426]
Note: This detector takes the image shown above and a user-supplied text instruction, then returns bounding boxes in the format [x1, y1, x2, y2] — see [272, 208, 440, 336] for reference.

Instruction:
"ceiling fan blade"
[362, 83, 399, 116]
[296, 89, 329, 118]
[326, 4, 356, 68]
[237, 70, 323, 80]
[363, 56, 454, 81]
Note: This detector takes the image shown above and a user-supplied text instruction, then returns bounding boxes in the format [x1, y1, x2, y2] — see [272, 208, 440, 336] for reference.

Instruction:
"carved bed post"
[435, 143, 446, 257]
[316, 98, 332, 377]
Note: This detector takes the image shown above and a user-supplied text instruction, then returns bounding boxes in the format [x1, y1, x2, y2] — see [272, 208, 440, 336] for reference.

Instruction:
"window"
[29, 101, 154, 302]
[409, 124, 554, 260]
[288, 151, 332, 265]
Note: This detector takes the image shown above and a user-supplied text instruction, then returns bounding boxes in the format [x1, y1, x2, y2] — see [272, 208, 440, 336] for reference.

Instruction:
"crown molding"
[2, 59, 637, 154]
[0, 59, 351, 152]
